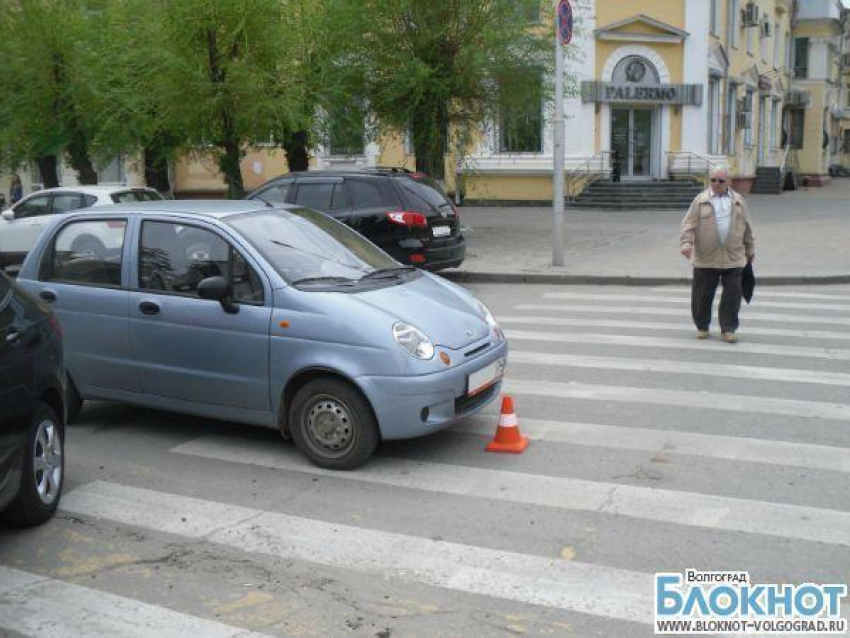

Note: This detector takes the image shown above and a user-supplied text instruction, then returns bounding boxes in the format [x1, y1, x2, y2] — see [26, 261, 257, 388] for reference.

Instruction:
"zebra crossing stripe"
[509, 349, 850, 387]
[516, 304, 850, 327]
[170, 438, 850, 547]
[498, 315, 850, 341]
[542, 292, 850, 312]
[60, 480, 654, 624]
[0, 566, 270, 638]
[503, 377, 850, 422]
[650, 287, 850, 301]
[451, 417, 850, 473]
[505, 329, 850, 361]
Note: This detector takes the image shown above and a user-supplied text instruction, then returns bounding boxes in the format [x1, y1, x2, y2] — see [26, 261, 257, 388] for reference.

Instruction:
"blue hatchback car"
[16, 201, 507, 469]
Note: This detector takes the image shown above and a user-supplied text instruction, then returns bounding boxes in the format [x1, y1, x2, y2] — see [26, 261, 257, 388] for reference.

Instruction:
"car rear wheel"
[1, 402, 64, 527]
[289, 378, 379, 470]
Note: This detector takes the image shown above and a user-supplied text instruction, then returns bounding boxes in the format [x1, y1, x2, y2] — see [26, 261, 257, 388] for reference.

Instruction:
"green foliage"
[327, 0, 552, 180]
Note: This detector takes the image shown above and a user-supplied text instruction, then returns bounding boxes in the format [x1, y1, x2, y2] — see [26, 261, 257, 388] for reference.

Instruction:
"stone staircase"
[750, 167, 784, 195]
[570, 180, 704, 211]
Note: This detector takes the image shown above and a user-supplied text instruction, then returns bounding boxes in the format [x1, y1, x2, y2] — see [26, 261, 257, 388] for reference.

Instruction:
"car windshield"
[227, 208, 399, 286]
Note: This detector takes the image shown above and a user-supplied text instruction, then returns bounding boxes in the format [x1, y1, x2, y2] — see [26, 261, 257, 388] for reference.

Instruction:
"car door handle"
[139, 301, 160, 316]
[39, 289, 57, 302]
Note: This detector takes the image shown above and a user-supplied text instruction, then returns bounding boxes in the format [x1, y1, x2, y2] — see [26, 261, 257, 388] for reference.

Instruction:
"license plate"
[467, 358, 505, 397]
[432, 225, 451, 238]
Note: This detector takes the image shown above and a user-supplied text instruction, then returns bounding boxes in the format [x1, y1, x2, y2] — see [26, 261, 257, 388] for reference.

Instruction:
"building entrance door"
[611, 107, 654, 179]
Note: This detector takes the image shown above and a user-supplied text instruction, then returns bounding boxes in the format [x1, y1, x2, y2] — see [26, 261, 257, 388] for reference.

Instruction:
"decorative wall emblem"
[625, 59, 647, 83]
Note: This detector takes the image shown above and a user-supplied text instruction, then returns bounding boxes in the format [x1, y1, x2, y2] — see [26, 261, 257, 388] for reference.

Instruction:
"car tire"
[1, 402, 64, 527]
[66, 375, 83, 424]
[289, 378, 379, 470]
[70, 235, 106, 259]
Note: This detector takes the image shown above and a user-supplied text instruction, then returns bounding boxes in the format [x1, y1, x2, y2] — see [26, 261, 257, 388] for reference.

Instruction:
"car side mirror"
[1, 210, 14, 221]
[197, 276, 239, 314]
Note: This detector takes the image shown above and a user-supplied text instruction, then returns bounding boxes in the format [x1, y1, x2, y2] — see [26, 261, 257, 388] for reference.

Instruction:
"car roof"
[65, 199, 278, 219]
[25, 185, 158, 196]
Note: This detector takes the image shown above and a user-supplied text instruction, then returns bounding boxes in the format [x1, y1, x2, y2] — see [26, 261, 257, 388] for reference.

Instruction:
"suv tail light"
[386, 211, 428, 228]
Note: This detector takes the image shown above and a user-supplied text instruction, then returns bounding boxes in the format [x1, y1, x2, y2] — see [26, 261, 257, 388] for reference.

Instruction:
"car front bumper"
[355, 339, 508, 440]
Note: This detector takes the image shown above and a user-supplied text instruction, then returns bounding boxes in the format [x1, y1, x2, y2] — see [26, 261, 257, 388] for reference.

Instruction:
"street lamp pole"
[552, 2, 567, 267]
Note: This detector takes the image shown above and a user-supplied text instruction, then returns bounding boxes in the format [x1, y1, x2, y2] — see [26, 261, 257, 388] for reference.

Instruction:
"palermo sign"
[581, 81, 703, 106]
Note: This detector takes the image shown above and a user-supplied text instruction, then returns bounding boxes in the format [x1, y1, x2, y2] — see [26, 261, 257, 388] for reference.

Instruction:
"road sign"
[557, 0, 573, 46]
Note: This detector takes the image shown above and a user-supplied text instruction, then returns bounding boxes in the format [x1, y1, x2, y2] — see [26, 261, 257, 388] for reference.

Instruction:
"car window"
[140, 191, 164, 201]
[295, 182, 334, 210]
[255, 181, 291, 204]
[395, 177, 452, 212]
[139, 221, 263, 303]
[111, 191, 147, 204]
[51, 193, 85, 214]
[14, 194, 52, 219]
[346, 179, 390, 208]
[44, 220, 127, 287]
[82, 194, 98, 207]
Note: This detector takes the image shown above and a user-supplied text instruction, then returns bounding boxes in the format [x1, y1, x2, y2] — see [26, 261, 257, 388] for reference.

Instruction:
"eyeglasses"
[710, 178, 726, 184]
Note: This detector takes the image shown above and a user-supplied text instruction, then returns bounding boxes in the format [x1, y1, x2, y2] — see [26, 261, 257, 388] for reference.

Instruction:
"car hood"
[353, 272, 490, 350]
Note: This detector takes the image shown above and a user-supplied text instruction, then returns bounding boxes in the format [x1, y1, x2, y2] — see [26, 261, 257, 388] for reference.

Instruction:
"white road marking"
[61, 481, 654, 625]
[498, 315, 850, 341]
[505, 328, 850, 361]
[170, 439, 850, 547]
[0, 566, 269, 638]
[515, 304, 850, 327]
[543, 291, 850, 312]
[503, 377, 850, 422]
[650, 287, 850, 301]
[509, 349, 850, 387]
[451, 417, 850, 473]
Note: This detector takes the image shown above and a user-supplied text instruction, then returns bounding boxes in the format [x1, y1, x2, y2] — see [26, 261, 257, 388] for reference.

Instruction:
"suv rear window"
[395, 177, 451, 212]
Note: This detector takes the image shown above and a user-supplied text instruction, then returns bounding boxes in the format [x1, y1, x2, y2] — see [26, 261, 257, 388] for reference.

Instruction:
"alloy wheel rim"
[305, 396, 356, 459]
[33, 420, 62, 505]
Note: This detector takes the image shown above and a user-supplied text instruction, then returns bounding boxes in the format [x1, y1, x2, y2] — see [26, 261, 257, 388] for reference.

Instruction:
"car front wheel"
[1, 402, 64, 527]
[289, 378, 379, 470]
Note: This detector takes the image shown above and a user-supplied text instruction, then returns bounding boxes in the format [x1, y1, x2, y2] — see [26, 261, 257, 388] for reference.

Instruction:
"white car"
[0, 185, 163, 269]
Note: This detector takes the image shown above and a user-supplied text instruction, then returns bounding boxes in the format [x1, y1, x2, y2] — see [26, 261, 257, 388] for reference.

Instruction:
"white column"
[682, 0, 709, 155]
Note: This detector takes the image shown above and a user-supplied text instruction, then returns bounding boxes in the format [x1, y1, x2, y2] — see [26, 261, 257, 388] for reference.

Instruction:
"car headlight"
[392, 322, 435, 360]
[477, 300, 503, 341]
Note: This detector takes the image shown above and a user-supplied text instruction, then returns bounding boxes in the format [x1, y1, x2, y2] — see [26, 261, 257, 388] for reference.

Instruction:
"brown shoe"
[696, 330, 709, 340]
[722, 332, 738, 343]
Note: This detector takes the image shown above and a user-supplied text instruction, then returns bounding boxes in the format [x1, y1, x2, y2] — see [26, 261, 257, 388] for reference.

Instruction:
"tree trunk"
[143, 143, 172, 194]
[66, 128, 98, 185]
[411, 101, 448, 182]
[218, 139, 245, 199]
[283, 130, 310, 172]
[36, 155, 60, 188]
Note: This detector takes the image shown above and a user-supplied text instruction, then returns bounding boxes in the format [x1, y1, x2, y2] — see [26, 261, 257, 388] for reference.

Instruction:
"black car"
[0, 270, 65, 526]
[248, 169, 465, 270]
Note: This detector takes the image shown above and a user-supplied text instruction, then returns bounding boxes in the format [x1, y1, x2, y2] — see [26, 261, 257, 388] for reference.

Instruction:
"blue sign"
[557, 0, 573, 45]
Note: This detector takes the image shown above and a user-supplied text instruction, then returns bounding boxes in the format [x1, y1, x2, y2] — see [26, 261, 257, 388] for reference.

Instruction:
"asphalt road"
[2, 282, 849, 637]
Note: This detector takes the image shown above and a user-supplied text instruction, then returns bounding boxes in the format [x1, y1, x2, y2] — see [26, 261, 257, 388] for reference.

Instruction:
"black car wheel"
[289, 378, 379, 470]
[1, 402, 64, 527]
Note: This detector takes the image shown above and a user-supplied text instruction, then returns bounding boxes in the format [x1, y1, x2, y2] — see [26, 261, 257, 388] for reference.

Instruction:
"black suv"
[248, 169, 465, 270]
[0, 270, 66, 526]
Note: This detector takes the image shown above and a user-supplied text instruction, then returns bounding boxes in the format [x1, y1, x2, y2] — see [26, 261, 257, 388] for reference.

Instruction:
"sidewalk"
[443, 178, 850, 285]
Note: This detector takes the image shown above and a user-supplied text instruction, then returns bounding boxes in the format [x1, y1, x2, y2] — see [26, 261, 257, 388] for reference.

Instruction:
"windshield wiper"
[269, 239, 369, 271]
[359, 266, 417, 281]
[292, 276, 356, 286]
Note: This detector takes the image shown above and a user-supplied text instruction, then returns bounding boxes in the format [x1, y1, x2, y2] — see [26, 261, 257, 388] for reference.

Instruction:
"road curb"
[441, 271, 850, 287]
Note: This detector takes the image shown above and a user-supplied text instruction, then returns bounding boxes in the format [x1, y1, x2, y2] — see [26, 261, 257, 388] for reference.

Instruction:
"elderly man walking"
[679, 166, 755, 343]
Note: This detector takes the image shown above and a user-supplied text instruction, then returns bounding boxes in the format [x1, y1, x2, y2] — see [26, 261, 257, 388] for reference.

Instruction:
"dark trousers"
[691, 267, 744, 333]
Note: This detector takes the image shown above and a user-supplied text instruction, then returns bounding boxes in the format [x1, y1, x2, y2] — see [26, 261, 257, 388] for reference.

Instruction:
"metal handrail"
[666, 151, 718, 185]
[565, 151, 614, 202]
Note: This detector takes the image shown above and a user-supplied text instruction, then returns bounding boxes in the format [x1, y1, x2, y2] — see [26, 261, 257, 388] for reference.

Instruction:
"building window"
[498, 73, 543, 153]
[760, 14, 769, 61]
[770, 99, 779, 149]
[328, 105, 365, 156]
[747, 20, 755, 55]
[708, 78, 722, 154]
[743, 89, 754, 147]
[794, 38, 809, 78]
[512, 0, 540, 24]
[97, 157, 124, 184]
[788, 109, 805, 149]
[842, 130, 850, 154]
[728, 0, 739, 48]
[710, 0, 720, 35]
[773, 22, 781, 68]
[725, 83, 738, 154]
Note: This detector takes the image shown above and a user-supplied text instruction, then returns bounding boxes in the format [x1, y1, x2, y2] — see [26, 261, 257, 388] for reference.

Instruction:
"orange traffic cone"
[486, 396, 529, 454]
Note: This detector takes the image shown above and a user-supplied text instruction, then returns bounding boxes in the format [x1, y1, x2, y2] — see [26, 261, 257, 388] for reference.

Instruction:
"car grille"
[464, 342, 491, 358]
[454, 382, 498, 415]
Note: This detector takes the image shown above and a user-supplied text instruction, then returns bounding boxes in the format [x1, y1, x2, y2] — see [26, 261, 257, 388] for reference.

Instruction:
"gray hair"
[709, 165, 730, 179]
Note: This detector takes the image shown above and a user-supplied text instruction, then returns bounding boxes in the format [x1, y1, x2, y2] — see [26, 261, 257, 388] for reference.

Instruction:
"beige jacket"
[680, 188, 755, 269]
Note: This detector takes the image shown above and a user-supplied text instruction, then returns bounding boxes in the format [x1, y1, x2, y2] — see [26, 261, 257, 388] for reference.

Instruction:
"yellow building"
[56, 0, 837, 202]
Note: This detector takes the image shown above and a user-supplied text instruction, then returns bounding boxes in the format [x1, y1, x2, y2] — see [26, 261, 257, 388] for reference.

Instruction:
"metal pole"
[552, 19, 565, 267]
